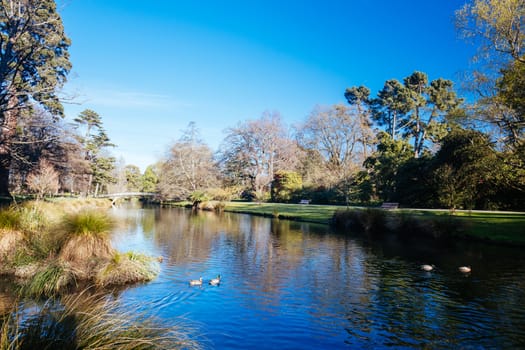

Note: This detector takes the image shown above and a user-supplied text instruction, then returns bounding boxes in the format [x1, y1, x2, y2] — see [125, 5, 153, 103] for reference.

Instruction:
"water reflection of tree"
[220, 215, 379, 323]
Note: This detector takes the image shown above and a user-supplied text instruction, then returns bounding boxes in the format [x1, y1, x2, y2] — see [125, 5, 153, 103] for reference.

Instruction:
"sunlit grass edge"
[222, 202, 525, 244]
[224, 201, 344, 223]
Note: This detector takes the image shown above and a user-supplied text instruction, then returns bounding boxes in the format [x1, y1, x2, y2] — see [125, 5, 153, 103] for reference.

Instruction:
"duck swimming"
[209, 274, 221, 285]
[458, 266, 471, 273]
[189, 277, 203, 286]
[420, 264, 434, 272]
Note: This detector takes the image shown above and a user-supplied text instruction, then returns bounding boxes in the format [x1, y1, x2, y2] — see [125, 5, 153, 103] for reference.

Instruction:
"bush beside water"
[332, 208, 468, 239]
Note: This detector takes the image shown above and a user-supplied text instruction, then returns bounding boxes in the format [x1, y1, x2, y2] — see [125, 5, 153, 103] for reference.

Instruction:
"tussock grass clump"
[58, 210, 115, 278]
[0, 207, 22, 231]
[1, 292, 202, 350]
[58, 234, 115, 279]
[61, 209, 114, 238]
[0, 201, 161, 297]
[0, 229, 25, 269]
[96, 252, 160, 287]
[22, 263, 76, 297]
[19, 201, 62, 231]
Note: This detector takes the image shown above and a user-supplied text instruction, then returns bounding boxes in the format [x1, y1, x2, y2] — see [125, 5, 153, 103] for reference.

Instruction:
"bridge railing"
[96, 192, 156, 198]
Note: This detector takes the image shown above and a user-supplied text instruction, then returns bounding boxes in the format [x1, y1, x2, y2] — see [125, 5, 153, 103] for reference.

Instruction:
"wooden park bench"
[380, 202, 399, 209]
[299, 199, 311, 204]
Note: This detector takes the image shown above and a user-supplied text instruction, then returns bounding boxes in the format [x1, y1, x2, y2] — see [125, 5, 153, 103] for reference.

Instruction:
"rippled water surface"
[110, 206, 525, 349]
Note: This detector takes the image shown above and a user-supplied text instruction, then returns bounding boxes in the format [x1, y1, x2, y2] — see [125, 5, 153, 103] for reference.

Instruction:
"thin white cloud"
[72, 86, 192, 110]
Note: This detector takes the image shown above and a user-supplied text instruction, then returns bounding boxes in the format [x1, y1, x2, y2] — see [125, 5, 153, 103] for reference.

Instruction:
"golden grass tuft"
[96, 252, 160, 287]
[58, 235, 115, 279]
[63, 292, 202, 350]
[0, 229, 25, 266]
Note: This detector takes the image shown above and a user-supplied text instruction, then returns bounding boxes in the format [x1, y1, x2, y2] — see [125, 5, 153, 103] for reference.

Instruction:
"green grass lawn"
[223, 202, 525, 244]
[223, 201, 346, 223]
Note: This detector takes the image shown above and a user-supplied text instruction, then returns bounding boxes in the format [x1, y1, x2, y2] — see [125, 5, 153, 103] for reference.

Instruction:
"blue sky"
[60, 0, 475, 171]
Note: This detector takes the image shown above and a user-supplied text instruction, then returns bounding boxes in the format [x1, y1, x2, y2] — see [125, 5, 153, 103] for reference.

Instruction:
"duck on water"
[209, 274, 221, 285]
[189, 277, 203, 286]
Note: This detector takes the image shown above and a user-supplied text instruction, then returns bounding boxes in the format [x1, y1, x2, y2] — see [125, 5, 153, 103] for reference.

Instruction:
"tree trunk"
[0, 165, 10, 197]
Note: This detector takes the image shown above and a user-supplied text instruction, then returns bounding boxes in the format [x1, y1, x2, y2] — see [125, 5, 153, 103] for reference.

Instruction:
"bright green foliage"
[371, 72, 462, 158]
[141, 164, 159, 192]
[371, 79, 411, 140]
[271, 170, 303, 203]
[189, 190, 210, 207]
[456, 0, 525, 64]
[456, 0, 525, 150]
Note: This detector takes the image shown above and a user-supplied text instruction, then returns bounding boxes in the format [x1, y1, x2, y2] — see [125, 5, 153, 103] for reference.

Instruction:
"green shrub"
[271, 171, 302, 203]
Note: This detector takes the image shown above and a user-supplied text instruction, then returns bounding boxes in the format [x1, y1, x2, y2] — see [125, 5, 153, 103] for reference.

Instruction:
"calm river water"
[110, 206, 525, 349]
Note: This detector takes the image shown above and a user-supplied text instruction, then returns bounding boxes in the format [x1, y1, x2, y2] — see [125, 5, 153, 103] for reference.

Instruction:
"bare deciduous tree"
[157, 122, 219, 200]
[296, 104, 374, 187]
[218, 111, 300, 199]
[26, 159, 59, 199]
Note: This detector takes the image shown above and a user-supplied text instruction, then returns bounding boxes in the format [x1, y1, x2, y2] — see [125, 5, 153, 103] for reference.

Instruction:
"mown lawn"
[405, 209, 525, 244]
[223, 202, 525, 244]
[223, 201, 345, 223]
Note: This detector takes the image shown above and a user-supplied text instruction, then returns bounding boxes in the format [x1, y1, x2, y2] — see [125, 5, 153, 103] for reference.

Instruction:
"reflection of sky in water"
[108, 206, 525, 349]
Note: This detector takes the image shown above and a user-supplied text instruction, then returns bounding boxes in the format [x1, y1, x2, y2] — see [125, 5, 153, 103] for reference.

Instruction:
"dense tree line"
[155, 1, 524, 210]
[0, 0, 523, 210]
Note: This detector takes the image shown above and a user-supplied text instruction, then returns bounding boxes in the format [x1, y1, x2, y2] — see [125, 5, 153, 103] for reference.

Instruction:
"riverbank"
[0, 199, 201, 350]
[0, 198, 160, 297]
[217, 202, 525, 245]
